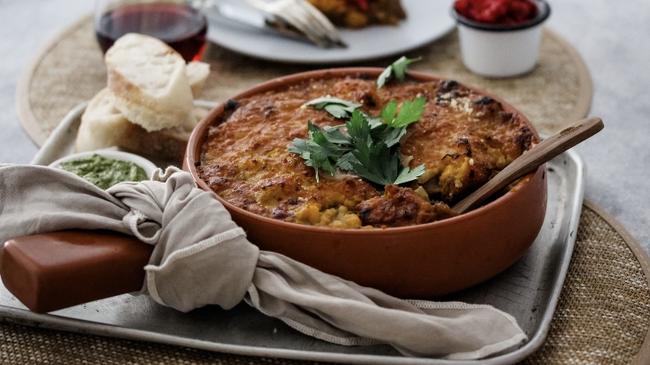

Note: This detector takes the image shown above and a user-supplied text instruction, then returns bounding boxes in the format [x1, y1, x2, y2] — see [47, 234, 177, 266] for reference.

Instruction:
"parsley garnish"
[287, 121, 350, 182]
[376, 56, 422, 88]
[289, 96, 427, 186]
[303, 96, 361, 119]
[380, 97, 426, 128]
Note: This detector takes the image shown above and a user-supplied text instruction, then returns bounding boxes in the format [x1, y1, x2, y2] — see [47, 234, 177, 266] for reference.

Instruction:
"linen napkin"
[0, 164, 526, 359]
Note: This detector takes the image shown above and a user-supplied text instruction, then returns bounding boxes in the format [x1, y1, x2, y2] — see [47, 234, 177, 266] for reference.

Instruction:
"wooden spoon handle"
[453, 117, 604, 213]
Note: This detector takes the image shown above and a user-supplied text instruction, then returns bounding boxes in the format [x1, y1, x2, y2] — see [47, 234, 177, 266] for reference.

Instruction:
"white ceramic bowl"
[452, 0, 551, 78]
[50, 150, 159, 179]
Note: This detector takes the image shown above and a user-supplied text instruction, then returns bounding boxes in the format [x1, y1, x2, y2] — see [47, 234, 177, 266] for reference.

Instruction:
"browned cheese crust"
[199, 76, 536, 228]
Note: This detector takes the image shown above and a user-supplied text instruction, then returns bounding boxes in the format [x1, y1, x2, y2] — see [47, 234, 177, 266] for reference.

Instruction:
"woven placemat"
[16, 15, 592, 145]
[1, 201, 648, 365]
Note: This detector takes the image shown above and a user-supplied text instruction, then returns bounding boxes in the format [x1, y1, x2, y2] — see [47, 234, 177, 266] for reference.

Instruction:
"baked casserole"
[198, 76, 536, 228]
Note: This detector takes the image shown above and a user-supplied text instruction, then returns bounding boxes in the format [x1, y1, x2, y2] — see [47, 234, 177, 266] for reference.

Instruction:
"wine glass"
[94, 0, 208, 61]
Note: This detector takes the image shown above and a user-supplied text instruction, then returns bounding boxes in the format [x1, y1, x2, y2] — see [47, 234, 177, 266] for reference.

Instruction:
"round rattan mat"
[16, 15, 592, 145]
[1, 201, 648, 365]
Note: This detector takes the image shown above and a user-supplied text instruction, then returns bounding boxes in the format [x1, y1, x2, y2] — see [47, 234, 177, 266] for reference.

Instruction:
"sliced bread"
[76, 88, 130, 152]
[76, 89, 206, 163]
[186, 61, 210, 97]
[106, 33, 194, 132]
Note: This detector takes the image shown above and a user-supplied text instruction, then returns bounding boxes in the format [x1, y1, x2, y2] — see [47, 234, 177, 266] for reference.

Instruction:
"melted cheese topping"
[199, 76, 535, 228]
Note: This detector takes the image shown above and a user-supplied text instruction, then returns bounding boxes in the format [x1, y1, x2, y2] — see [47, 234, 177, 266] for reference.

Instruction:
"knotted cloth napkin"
[0, 165, 527, 359]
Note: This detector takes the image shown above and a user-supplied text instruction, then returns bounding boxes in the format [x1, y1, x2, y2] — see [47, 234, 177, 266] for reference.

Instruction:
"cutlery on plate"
[206, 2, 303, 42]
[200, 0, 346, 48]
[246, 0, 346, 48]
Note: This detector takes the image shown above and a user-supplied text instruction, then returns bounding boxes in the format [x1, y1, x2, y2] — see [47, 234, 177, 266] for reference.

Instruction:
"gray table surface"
[0, 0, 648, 252]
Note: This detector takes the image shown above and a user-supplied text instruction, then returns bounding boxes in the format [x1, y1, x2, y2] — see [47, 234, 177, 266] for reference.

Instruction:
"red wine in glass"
[95, 2, 208, 62]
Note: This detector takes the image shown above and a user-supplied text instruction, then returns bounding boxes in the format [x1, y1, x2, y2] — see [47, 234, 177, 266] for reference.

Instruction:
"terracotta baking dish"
[185, 68, 547, 298]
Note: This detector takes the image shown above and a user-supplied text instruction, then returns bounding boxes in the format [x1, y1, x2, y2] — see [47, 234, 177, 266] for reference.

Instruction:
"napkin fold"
[0, 165, 526, 359]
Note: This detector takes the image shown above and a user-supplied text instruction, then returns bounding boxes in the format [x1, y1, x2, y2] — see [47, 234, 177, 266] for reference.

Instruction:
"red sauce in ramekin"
[454, 0, 538, 25]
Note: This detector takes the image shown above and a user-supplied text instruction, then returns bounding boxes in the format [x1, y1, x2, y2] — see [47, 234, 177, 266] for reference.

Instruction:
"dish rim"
[186, 67, 543, 235]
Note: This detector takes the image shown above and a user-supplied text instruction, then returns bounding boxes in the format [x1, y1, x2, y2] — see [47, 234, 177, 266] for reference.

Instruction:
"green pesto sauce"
[60, 154, 147, 189]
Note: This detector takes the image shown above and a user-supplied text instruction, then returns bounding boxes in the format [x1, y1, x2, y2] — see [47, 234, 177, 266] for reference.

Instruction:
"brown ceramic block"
[185, 68, 548, 298]
[1, 231, 152, 313]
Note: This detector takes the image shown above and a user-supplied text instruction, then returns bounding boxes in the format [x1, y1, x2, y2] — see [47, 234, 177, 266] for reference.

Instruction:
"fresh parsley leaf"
[380, 99, 398, 124]
[374, 125, 407, 148]
[304, 96, 360, 109]
[323, 104, 348, 119]
[289, 98, 426, 186]
[346, 144, 391, 186]
[392, 96, 426, 128]
[392, 56, 422, 81]
[366, 116, 384, 129]
[376, 66, 393, 90]
[320, 125, 351, 145]
[345, 142, 413, 186]
[379, 97, 426, 128]
[304, 96, 361, 119]
[288, 138, 329, 182]
[304, 95, 388, 129]
[346, 109, 371, 143]
[343, 109, 423, 186]
[394, 164, 426, 185]
[377, 56, 422, 88]
[289, 121, 352, 182]
[335, 151, 355, 171]
[374, 97, 426, 147]
[308, 122, 350, 151]
[348, 158, 390, 185]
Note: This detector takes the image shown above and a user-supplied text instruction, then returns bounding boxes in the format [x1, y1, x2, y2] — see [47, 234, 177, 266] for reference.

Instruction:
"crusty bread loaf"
[76, 90, 207, 163]
[76, 89, 130, 152]
[78, 34, 212, 162]
[75, 88, 184, 161]
[118, 124, 190, 163]
[186, 61, 210, 97]
[121, 108, 208, 163]
[106, 33, 194, 132]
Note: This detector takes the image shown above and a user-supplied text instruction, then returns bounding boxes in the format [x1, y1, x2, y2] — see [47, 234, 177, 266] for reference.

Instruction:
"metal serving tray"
[0, 103, 585, 365]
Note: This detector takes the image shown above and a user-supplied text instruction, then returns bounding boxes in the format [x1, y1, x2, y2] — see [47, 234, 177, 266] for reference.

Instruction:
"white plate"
[206, 0, 456, 64]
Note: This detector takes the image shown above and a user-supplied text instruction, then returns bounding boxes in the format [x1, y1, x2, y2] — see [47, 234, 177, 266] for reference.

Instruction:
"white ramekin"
[452, 0, 551, 78]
